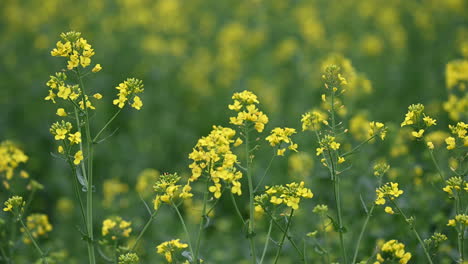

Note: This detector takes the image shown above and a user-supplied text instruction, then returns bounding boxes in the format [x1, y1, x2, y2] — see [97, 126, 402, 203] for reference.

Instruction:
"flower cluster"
[301, 110, 328, 131]
[445, 122, 467, 150]
[49, 121, 73, 141]
[442, 176, 467, 197]
[113, 78, 144, 110]
[373, 162, 390, 177]
[21, 214, 53, 244]
[316, 135, 345, 165]
[118, 253, 139, 264]
[447, 214, 468, 227]
[255, 181, 313, 211]
[228, 90, 269, 132]
[322, 64, 348, 94]
[424, 233, 447, 252]
[188, 126, 242, 198]
[3, 196, 25, 216]
[265, 127, 298, 156]
[156, 239, 188, 263]
[51, 31, 96, 71]
[374, 239, 412, 264]
[101, 216, 132, 241]
[400, 104, 437, 139]
[0, 141, 29, 187]
[153, 173, 192, 210]
[375, 182, 404, 205]
[368, 121, 387, 140]
[49, 121, 83, 165]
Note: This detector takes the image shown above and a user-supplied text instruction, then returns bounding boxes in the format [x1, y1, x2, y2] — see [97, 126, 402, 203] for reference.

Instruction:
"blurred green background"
[1, 0, 467, 263]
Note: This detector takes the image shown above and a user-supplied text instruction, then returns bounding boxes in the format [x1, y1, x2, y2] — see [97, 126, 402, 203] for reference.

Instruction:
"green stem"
[194, 180, 209, 263]
[77, 68, 96, 264]
[428, 150, 445, 183]
[351, 204, 375, 264]
[131, 210, 158, 251]
[69, 109, 88, 227]
[92, 108, 123, 143]
[331, 160, 347, 264]
[273, 210, 294, 264]
[455, 193, 465, 262]
[254, 154, 276, 193]
[172, 203, 195, 261]
[264, 209, 304, 259]
[230, 192, 246, 225]
[391, 201, 433, 264]
[244, 126, 257, 263]
[259, 220, 273, 264]
[19, 219, 48, 264]
[341, 135, 378, 157]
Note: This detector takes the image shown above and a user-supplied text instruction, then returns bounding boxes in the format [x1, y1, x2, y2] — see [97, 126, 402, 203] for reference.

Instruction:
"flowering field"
[1, 0, 467, 263]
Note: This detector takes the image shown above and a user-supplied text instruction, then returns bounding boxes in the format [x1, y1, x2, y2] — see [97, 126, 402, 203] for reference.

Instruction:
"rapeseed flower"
[21, 214, 53, 244]
[228, 90, 269, 132]
[156, 239, 188, 263]
[374, 239, 412, 264]
[375, 182, 404, 205]
[265, 127, 298, 156]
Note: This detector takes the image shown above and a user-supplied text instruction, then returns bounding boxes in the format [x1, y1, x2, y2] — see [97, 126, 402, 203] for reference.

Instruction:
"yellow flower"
[73, 150, 83, 165]
[423, 116, 437, 126]
[92, 64, 102, 73]
[3, 196, 24, 213]
[330, 141, 340, 150]
[255, 181, 313, 210]
[55, 128, 68, 140]
[101, 216, 132, 241]
[338, 157, 345, 164]
[57, 86, 71, 100]
[301, 110, 328, 131]
[228, 90, 269, 133]
[374, 240, 412, 264]
[316, 147, 324, 156]
[21, 214, 53, 244]
[427, 141, 434, 150]
[384, 206, 394, 214]
[266, 127, 297, 156]
[68, 132, 81, 145]
[447, 219, 456, 226]
[131, 96, 143, 110]
[58, 146, 64, 154]
[93, 93, 103, 99]
[375, 182, 404, 205]
[445, 137, 456, 150]
[156, 239, 188, 263]
[113, 96, 127, 108]
[113, 78, 144, 109]
[411, 129, 425, 138]
[56, 108, 67, 117]
[368, 121, 387, 140]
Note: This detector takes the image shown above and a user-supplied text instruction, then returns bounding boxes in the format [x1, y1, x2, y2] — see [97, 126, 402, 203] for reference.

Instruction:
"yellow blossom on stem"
[156, 239, 188, 263]
[73, 150, 83, 165]
[228, 90, 269, 132]
[374, 239, 412, 264]
[375, 182, 404, 205]
[92, 64, 102, 73]
[56, 108, 67, 117]
[101, 216, 132, 241]
[266, 127, 298, 156]
[68, 132, 81, 145]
